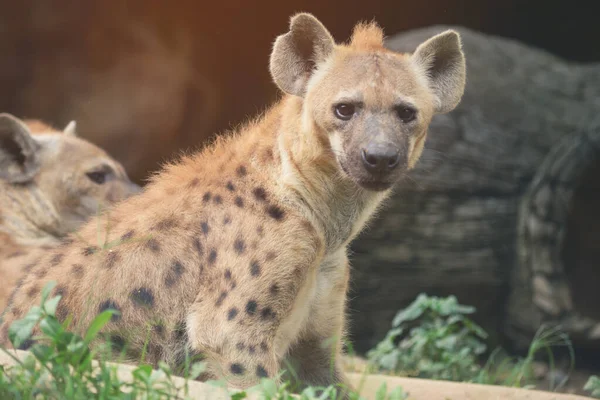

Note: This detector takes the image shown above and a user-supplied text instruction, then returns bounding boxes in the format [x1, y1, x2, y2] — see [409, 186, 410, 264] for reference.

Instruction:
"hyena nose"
[361, 145, 400, 173]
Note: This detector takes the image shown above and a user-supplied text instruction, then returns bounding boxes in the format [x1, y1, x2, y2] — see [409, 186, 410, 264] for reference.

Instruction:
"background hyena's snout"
[361, 143, 401, 176]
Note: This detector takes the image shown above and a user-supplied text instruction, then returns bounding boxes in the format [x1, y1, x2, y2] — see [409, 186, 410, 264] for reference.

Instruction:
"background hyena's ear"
[0, 113, 41, 183]
[63, 120, 77, 137]
[411, 30, 466, 114]
[269, 13, 335, 97]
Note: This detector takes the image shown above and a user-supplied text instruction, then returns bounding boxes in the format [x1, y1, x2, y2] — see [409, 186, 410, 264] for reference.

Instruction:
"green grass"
[0, 282, 407, 399]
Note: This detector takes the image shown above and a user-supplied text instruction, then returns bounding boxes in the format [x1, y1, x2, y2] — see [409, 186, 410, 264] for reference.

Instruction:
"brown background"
[0, 0, 596, 183]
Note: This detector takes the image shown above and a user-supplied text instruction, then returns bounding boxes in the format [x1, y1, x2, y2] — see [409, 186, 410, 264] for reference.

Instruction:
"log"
[347, 25, 600, 353]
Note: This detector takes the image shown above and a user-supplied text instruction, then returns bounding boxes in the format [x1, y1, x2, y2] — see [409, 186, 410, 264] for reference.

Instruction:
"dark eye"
[334, 103, 356, 120]
[86, 171, 107, 185]
[396, 106, 417, 123]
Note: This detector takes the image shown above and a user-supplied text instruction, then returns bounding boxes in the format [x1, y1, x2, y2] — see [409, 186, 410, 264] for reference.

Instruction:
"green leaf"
[39, 316, 62, 338]
[83, 310, 114, 343]
[375, 382, 387, 400]
[387, 386, 407, 400]
[8, 307, 43, 348]
[42, 296, 61, 316]
[189, 361, 207, 380]
[231, 392, 248, 400]
[40, 281, 57, 304]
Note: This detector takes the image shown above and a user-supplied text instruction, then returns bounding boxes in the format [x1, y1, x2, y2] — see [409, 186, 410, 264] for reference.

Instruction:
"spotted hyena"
[1, 13, 466, 390]
[0, 114, 140, 310]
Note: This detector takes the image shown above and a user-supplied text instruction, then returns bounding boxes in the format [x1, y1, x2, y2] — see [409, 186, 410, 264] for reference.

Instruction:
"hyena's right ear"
[269, 13, 335, 97]
[0, 113, 41, 183]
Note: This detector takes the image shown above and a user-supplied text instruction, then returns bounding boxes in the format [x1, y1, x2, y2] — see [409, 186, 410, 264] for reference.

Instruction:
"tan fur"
[0, 114, 140, 310]
[0, 14, 466, 391]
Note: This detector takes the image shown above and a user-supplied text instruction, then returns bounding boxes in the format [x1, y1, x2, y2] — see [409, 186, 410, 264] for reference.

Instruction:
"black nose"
[361, 145, 400, 173]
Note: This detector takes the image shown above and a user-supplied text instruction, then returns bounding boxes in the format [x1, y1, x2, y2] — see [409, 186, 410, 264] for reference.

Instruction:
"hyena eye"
[86, 171, 107, 185]
[395, 106, 417, 123]
[334, 103, 356, 120]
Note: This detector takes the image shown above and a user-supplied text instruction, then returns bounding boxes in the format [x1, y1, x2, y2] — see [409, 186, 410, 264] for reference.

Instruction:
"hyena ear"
[411, 29, 466, 114]
[269, 13, 335, 97]
[63, 120, 77, 137]
[0, 113, 41, 183]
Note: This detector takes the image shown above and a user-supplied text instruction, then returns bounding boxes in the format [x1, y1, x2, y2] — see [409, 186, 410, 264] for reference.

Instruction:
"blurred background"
[1, 0, 599, 394]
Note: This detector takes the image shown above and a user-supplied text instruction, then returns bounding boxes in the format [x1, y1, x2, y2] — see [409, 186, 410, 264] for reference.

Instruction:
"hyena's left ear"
[0, 113, 41, 183]
[411, 30, 466, 114]
[269, 13, 335, 97]
[63, 120, 77, 137]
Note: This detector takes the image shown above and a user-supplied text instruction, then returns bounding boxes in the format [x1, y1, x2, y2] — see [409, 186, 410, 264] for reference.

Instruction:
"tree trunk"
[347, 25, 600, 353]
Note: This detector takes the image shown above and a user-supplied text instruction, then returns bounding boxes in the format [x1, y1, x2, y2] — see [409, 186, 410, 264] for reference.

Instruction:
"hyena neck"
[276, 96, 388, 251]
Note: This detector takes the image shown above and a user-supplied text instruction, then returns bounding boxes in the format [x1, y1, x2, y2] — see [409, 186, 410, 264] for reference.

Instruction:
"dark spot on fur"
[7, 251, 25, 259]
[224, 269, 232, 280]
[146, 238, 160, 253]
[226, 181, 235, 191]
[130, 288, 154, 308]
[263, 148, 274, 162]
[83, 246, 98, 256]
[234, 239, 245, 254]
[250, 261, 261, 277]
[189, 178, 200, 188]
[260, 342, 268, 352]
[230, 363, 244, 375]
[208, 249, 217, 265]
[223, 215, 231, 225]
[50, 253, 64, 266]
[201, 222, 210, 235]
[266, 252, 276, 261]
[266, 205, 285, 221]
[252, 187, 267, 202]
[214, 195, 223, 204]
[173, 322, 187, 341]
[60, 237, 74, 246]
[234, 197, 244, 208]
[153, 324, 165, 337]
[109, 335, 126, 352]
[256, 365, 268, 378]
[236, 165, 247, 177]
[216, 291, 227, 307]
[230, 280, 237, 290]
[193, 238, 203, 256]
[261, 307, 276, 320]
[165, 261, 185, 286]
[56, 303, 69, 321]
[155, 217, 177, 231]
[18, 339, 35, 351]
[257, 226, 264, 237]
[203, 192, 212, 202]
[236, 342, 245, 351]
[71, 264, 84, 278]
[35, 268, 47, 278]
[23, 262, 36, 273]
[99, 300, 122, 321]
[105, 251, 120, 269]
[227, 308, 238, 320]
[248, 345, 255, 354]
[54, 285, 67, 298]
[121, 230, 135, 242]
[270, 284, 279, 296]
[25, 285, 40, 300]
[245, 300, 257, 315]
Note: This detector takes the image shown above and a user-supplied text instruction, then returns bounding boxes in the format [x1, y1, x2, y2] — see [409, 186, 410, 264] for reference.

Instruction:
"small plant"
[585, 375, 600, 398]
[0, 281, 203, 399]
[0, 281, 407, 399]
[473, 324, 574, 391]
[367, 293, 488, 382]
